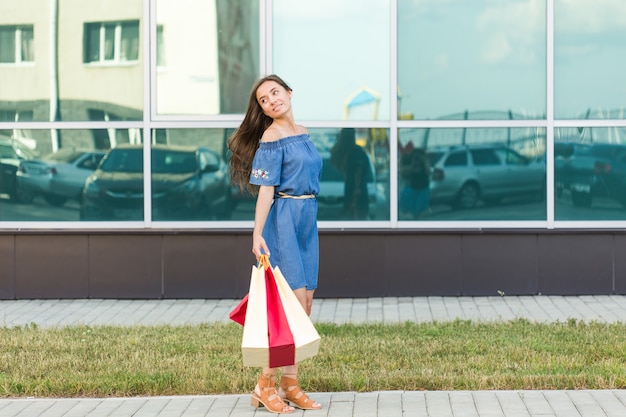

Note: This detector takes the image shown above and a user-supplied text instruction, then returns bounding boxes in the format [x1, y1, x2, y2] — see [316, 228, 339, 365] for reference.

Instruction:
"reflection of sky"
[273, 0, 390, 121]
[398, 0, 547, 120]
[554, 0, 626, 119]
[273, 0, 626, 121]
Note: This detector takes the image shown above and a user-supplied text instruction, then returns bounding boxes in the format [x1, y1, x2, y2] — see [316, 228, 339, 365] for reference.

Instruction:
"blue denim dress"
[250, 134, 323, 290]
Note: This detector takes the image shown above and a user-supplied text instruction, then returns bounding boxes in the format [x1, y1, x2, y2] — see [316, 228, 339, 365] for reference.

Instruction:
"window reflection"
[155, 0, 259, 116]
[0, 129, 142, 221]
[555, 127, 626, 220]
[83, 21, 139, 63]
[554, 0, 626, 119]
[0, 0, 143, 122]
[397, 0, 546, 120]
[399, 128, 546, 220]
[312, 128, 389, 221]
[0, 25, 34, 63]
[273, 0, 390, 121]
[150, 129, 232, 221]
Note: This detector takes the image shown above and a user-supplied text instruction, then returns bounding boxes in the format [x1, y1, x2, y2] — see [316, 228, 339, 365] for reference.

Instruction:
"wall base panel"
[0, 230, 623, 299]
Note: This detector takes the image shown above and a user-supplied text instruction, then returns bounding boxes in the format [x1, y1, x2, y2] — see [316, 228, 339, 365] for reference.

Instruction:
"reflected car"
[555, 143, 626, 208]
[427, 144, 546, 209]
[16, 149, 106, 206]
[80, 144, 232, 221]
[318, 154, 386, 218]
[0, 136, 38, 201]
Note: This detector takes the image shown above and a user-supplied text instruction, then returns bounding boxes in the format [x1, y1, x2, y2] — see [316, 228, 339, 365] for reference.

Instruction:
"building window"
[83, 21, 139, 64]
[0, 25, 34, 63]
[156, 25, 164, 67]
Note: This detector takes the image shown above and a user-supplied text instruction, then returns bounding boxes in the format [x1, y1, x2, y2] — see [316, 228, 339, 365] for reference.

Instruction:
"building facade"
[1, 0, 625, 299]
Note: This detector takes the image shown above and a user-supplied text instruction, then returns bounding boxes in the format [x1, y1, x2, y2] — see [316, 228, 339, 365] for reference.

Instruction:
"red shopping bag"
[229, 294, 248, 326]
[234, 255, 320, 368]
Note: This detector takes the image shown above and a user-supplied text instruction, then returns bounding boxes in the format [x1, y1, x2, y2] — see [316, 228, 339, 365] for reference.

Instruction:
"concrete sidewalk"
[1, 296, 625, 417]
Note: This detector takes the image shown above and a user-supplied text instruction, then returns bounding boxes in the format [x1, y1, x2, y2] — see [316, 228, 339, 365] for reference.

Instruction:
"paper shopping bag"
[229, 294, 248, 326]
[238, 256, 321, 368]
[272, 265, 321, 364]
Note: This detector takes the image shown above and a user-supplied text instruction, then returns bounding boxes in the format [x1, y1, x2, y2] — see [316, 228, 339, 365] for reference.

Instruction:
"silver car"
[427, 144, 546, 209]
[16, 149, 105, 206]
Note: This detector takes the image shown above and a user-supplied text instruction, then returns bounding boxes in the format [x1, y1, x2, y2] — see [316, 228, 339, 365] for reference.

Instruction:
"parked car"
[427, 144, 546, 209]
[555, 143, 626, 208]
[16, 148, 106, 206]
[80, 144, 232, 220]
[318, 153, 386, 219]
[0, 136, 38, 201]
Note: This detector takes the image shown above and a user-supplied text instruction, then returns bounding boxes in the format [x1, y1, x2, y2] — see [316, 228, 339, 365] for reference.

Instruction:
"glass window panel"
[0, 26, 16, 63]
[150, 128, 235, 221]
[273, 0, 390, 121]
[397, 0, 546, 120]
[555, 127, 626, 220]
[554, 0, 626, 119]
[313, 128, 390, 220]
[103, 24, 116, 61]
[155, 0, 259, 116]
[398, 127, 546, 220]
[0, 1, 143, 122]
[84, 23, 101, 62]
[0, 128, 142, 221]
[20, 26, 34, 62]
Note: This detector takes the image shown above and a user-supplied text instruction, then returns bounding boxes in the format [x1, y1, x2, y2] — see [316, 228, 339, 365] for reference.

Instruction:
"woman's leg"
[292, 288, 315, 315]
[251, 367, 295, 414]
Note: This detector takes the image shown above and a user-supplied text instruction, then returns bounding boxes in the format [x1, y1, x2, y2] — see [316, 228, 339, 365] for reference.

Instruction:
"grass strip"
[1, 319, 625, 398]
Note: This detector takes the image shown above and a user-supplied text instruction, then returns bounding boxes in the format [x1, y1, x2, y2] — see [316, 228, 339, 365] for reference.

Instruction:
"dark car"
[427, 144, 546, 209]
[0, 136, 38, 201]
[80, 144, 232, 220]
[16, 149, 106, 206]
[555, 142, 626, 208]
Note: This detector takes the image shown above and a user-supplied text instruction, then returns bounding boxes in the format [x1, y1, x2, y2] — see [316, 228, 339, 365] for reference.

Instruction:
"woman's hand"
[252, 233, 270, 260]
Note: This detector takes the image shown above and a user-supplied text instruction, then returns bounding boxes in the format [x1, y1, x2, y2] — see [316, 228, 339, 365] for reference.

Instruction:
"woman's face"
[256, 80, 292, 118]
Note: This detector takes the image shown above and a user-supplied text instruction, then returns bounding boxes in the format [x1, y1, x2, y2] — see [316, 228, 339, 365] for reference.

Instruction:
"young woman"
[227, 74, 323, 414]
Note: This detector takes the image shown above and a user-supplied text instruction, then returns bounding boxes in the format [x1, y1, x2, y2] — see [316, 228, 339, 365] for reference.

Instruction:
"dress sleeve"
[249, 145, 283, 186]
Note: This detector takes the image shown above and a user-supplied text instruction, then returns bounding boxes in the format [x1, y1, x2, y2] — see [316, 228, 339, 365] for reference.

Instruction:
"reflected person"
[399, 148, 431, 219]
[330, 128, 371, 219]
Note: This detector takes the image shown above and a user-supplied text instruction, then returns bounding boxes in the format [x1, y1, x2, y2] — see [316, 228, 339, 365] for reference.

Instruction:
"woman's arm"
[252, 185, 275, 259]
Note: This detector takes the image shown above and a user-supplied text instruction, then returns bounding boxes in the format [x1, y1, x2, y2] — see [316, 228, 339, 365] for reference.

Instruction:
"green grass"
[1, 319, 625, 398]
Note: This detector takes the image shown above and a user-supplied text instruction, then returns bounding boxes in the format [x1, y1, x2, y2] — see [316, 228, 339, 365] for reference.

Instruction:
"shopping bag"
[229, 294, 248, 326]
[237, 255, 321, 368]
[272, 265, 321, 365]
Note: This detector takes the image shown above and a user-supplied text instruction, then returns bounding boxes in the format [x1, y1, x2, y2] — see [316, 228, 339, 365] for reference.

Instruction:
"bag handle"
[258, 254, 271, 270]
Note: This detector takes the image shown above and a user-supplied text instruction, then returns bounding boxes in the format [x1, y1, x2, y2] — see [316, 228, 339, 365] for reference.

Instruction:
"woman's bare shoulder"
[260, 127, 283, 142]
[260, 124, 308, 142]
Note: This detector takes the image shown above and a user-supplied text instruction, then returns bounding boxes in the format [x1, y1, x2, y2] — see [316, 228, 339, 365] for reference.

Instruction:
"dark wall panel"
[15, 235, 88, 298]
[162, 234, 244, 298]
[537, 234, 613, 295]
[317, 233, 386, 298]
[1, 231, 623, 299]
[89, 235, 162, 298]
[462, 234, 538, 296]
[615, 235, 626, 294]
[385, 234, 462, 296]
[0, 235, 15, 299]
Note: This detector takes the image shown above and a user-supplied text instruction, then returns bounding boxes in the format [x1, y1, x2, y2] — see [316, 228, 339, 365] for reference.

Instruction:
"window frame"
[0, 25, 34, 64]
[83, 20, 140, 65]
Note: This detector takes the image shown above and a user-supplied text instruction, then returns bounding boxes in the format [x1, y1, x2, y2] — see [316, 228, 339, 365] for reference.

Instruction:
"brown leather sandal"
[279, 375, 322, 410]
[250, 373, 295, 414]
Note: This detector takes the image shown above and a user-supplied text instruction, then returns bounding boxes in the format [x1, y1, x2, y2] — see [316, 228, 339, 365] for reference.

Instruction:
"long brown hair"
[227, 74, 293, 194]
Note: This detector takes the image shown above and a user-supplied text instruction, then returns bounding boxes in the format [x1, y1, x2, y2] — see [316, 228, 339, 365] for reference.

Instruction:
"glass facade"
[554, 0, 626, 120]
[398, 0, 546, 121]
[0, 0, 625, 228]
